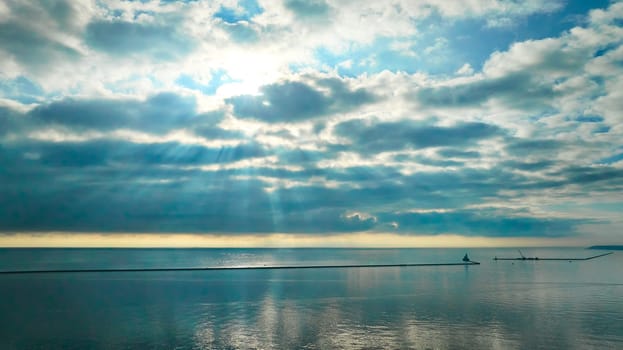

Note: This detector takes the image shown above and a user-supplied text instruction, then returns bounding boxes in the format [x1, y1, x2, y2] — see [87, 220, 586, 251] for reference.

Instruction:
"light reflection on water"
[0, 248, 621, 349]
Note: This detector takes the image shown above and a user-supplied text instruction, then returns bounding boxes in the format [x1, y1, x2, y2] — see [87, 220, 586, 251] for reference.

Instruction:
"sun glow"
[217, 79, 264, 97]
[215, 52, 283, 98]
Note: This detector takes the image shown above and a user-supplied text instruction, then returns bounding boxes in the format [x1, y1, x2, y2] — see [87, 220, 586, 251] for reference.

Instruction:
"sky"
[1, 0, 622, 247]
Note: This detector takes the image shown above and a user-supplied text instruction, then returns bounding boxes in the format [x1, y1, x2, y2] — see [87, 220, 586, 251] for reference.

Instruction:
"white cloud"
[589, 1, 623, 25]
[456, 63, 474, 76]
[425, 0, 562, 18]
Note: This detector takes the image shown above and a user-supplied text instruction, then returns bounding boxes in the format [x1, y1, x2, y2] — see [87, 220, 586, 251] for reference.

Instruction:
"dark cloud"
[0, 138, 613, 235]
[323, 166, 404, 184]
[284, 0, 330, 19]
[85, 20, 194, 59]
[0, 139, 276, 233]
[316, 78, 377, 110]
[29, 93, 198, 133]
[437, 148, 480, 158]
[0, 107, 24, 136]
[227, 79, 376, 122]
[558, 166, 623, 187]
[1, 140, 266, 168]
[221, 21, 259, 43]
[0, 176, 274, 233]
[38, 0, 74, 28]
[379, 210, 588, 237]
[333, 120, 503, 153]
[0, 153, 381, 233]
[8, 0, 80, 31]
[416, 73, 557, 110]
[0, 21, 81, 69]
[393, 154, 464, 167]
[0, 97, 617, 237]
[0, 176, 380, 233]
[276, 148, 326, 167]
[0, 159, 589, 235]
[506, 139, 563, 156]
[502, 160, 556, 171]
[263, 166, 522, 215]
[228, 81, 328, 122]
[0, 1, 85, 69]
[194, 125, 243, 140]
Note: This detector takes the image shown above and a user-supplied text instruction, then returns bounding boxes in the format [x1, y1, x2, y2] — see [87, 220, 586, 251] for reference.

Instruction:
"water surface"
[0, 248, 621, 349]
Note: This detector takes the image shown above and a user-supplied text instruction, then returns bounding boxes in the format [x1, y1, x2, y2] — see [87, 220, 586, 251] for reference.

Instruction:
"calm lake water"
[0, 248, 621, 349]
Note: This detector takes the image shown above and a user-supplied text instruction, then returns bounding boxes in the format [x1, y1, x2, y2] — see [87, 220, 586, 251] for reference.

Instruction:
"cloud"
[379, 209, 588, 237]
[558, 165, 623, 188]
[0, 106, 24, 136]
[505, 139, 564, 157]
[333, 119, 503, 153]
[6, 0, 86, 31]
[316, 77, 377, 110]
[437, 148, 480, 159]
[284, 0, 330, 20]
[85, 20, 195, 59]
[1, 1, 622, 241]
[227, 78, 376, 122]
[0, 76, 45, 104]
[1, 140, 266, 168]
[0, 130, 617, 235]
[600, 152, 623, 165]
[0, 0, 95, 75]
[501, 160, 555, 171]
[483, 38, 591, 78]
[424, 0, 563, 19]
[213, 0, 263, 24]
[0, 21, 81, 70]
[0, 146, 595, 235]
[391, 153, 464, 168]
[0, 176, 272, 233]
[228, 81, 328, 121]
[29, 92, 198, 133]
[416, 73, 557, 110]
[220, 21, 260, 43]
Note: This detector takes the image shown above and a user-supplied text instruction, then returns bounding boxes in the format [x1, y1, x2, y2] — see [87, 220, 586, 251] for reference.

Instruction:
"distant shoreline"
[589, 245, 623, 250]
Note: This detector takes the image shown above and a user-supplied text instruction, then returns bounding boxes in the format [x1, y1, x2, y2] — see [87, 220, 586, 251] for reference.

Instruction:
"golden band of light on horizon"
[0, 232, 589, 248]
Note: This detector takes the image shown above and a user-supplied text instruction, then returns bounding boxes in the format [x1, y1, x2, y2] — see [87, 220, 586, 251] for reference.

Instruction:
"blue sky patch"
[214, 0, 263, 23]
[0, 76, 45, 104]
[175, 70, 237, 95]
[600, 152, 623, 164]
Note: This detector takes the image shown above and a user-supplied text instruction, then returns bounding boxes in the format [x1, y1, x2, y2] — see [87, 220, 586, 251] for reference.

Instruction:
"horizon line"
[0, 232, 605, 248]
